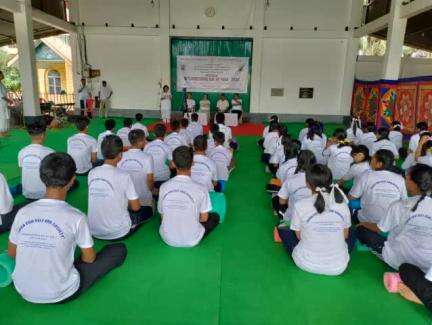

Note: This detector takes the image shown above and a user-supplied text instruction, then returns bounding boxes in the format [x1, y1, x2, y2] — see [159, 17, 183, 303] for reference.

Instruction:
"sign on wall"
[177, 55, 249, 93]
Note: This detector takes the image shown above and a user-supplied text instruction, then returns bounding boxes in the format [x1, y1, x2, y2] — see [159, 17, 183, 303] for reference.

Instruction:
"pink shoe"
[383, 272, 402, 293]
[274, 227, 282, 243]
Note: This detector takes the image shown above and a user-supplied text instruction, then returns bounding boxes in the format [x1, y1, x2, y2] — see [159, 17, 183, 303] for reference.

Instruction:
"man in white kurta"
[0, 70, 10, 136]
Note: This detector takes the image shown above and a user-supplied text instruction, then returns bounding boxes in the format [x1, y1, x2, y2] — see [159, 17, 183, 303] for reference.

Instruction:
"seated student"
[277, 164, 354, 276]
[395, 263, 432, 312]
[402, 121, 429, 170]
[97, 119, 116, 161]
[117, 118, 133, 148]
[338, 145, 371, 188]
[259, 115, 279, 148]
[0, 172, 22, 234]
[371, 127, 399, 159]
[275, 139, 301, 183]
[262, 121, 280, 164]
[298, 118, 314, 142]
[349, 149, 407, 225]
[301, 122, 327, 164]
[131, 113, 149, 138]
[165, 120, 188, 151]
[191, 135, 218, 192]
[158, 146, 220, 247]
[144, 123, 173, 187]
[8, 153, 126, 304]
[207, 124, 219, 154]
[18, 119, 55, 200]
[358, 122, 377, 154]
[269, 134, 292, 173]
[207, 132, 234, 182]
[179, 118, 193, 146]
[67, 116, 97, 175]
[88, 135, 150, 240]
[357, 164, 432, 272]
[389, 120, 403, 151]
[187, 113, 204, 140]
[415, 134, 432, 167]
[215, 113, 235, 149]
[118, 129, 154, 216]
[323, 128, 353, 181]
[346, 117, 363, 145]
[273, 150, 316, 219]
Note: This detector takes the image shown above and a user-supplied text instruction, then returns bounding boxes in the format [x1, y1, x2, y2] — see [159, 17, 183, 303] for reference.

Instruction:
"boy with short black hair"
[97, 118, 116, 160]
[88, 135, 149, 240]
[117, 117, 133, 148]
[207, 131, 234, 182]
[179, 118, 193, 145]
[191, 135, 219, 192]
[187, 113, 203, 140]
[165, 120, 188, 151]
[158, 146, 219, 247]
[18, 118, 54, 200]
[8, 152, 126, 303]
[118, 129, 154, 217]
[67, 116, 97, 175]
[215, 113, 232, 147]
[132, 113, 149, 137]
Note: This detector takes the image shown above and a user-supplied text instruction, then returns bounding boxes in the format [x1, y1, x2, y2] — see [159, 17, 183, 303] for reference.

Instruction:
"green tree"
[0, 48, 21, 93]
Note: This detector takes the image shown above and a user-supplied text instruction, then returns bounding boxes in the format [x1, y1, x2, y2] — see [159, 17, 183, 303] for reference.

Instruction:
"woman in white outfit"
[199, 94, 211, 122]
[0, 71, 10, 137]
[160, 85, 172, 124]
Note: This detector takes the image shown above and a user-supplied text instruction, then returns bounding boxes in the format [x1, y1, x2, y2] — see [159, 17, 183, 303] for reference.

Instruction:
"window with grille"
[48, 70, 61, 94]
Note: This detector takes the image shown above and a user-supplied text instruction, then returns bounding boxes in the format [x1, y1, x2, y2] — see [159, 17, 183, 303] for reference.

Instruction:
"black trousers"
[58, 243, 127, 304]
[278, 227, 356, 255]
[258, 138, 264, 149]
[399, 263, 432, 312]
[201, 213, 220, 237]
[356, 226, 386, 254]
[80, 100, 92, 119]
[271, 196, 287, 219]
[261, 153, 271, 164]
[0, 203, 27, 234]
[119, 206, 153, 240]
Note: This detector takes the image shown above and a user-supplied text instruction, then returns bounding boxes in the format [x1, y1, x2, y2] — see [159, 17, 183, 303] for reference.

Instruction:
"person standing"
[160, 85, 172, 124]
[98, 80, 113, 118]
[78, 78, 92, 118]
[199, 94, 211, 122]
[0, 70, 11, 137]
[186, 93, 196, 113]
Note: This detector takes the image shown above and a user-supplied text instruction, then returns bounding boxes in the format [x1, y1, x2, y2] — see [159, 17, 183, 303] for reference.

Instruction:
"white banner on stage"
[177, 55, 249, 93]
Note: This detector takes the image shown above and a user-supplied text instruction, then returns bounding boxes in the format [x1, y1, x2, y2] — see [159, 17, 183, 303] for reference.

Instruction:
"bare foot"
[398, 282, 423, 305]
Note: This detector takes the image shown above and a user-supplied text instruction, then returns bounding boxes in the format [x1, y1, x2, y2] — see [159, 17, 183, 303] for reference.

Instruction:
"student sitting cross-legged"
[0, 171, 26, 234]
[88, 135, 149, 240]
[67, 116, 97, 175]
[18, 118, 54, 201]
[117, 117, 133, 148]
[118, 129, 155, 217]
[158, 146, 220, 247]
[277, 164, 355, 276]
[96, 118, 116, 162]
[191, 135, 219, 192]
[8, 153, 126, 304]
[207, 131, 234, 183]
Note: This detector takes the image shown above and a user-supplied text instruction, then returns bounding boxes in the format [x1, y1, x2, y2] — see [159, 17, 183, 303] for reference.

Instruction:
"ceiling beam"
[354, 13, 390, 37]
[0, 0, 19, 13]
[32, 8, 76, 34]
[400, 0, 432, 19]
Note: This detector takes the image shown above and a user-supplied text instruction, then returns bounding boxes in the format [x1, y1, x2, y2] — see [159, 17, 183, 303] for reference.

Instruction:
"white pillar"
[13, 0, 40, 117]
[68, 0, 81, 113]
[159, 0, 171, 92]
[250, 0, 265, 114]
[382, 0, 407, 80]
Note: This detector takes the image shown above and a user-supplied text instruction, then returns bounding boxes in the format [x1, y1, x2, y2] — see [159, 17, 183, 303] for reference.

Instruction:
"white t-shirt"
[9, 199, 93, 303]
[131, 122, 149, 138]
[371, 139, 399, 159]
[276, 158, 298, 182]
[379, 196, 432, 273]
[67, 133, 97, 174]
[342, 161, 371, 187]
[417, 155, 432, 167]
[99, 85, 113, 100]
[298, 128, 309, 142]
[18, 144, 55, 199]
[88, 164, 138, 240]
[263, 125, 270, 138]
[186, 98, 196, 111]
[323, 145, 353, 180]
[349, 170, 407, 223]
[346, 128, 363, 145]
[117, 127, 131, 147]
[217, 123, 233, 147]
[389, 130, 403, 150]
[118, 149, 154, 207]
[207, 145, 233, 181]
[187, 121, 203, 140]
[96, 130, 114, 160]
[158, 175, 212, 247]
[165, 131, 188, 151]
[191, 154, 218, 192]
[358, 132, 377, 154]
[277, 172, 312, 220]
[0, 172, 13, 215]
[290, 194, 351, 276]
[301, 135, 327, 164]
[263, 132, 280, 155]
[179, 128, 193, 145]
[231, 98, 242, 111]
[144, 139, 172, 181]
[78, 85, 91, 101]
[409, 133, 421, 153]
[269, 145, 285, 165]
[217, 99, 229, 112]
[199, 99, 210, 112]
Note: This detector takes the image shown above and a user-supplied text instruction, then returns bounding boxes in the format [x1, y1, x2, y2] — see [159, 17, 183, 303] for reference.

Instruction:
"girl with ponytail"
[347, 117, 363, 144]
[269, 134, 293, 173]
[275, 139, 301, 183]
[277, 164, 354, 276]
[323, 128, 353, 180]
[357, 164, 432, 272]
[371, 127, 399, 159]
[389, 120, 403, 151]
[358, 122, 377, 154]
[301, 121, 327, 164]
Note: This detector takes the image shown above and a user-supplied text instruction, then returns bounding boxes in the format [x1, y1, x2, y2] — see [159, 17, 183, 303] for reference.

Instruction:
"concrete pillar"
[159, 0, 171, 95]
[382, 0, 407, 80]
[250, 0, 265, 114]
[68, 0, 82, 113]
[13, 0, 40, 118]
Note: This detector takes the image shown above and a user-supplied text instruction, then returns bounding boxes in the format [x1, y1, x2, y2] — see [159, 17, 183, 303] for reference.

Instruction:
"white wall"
[76, 0, 357, 114]
[355, 56, 432, 81]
